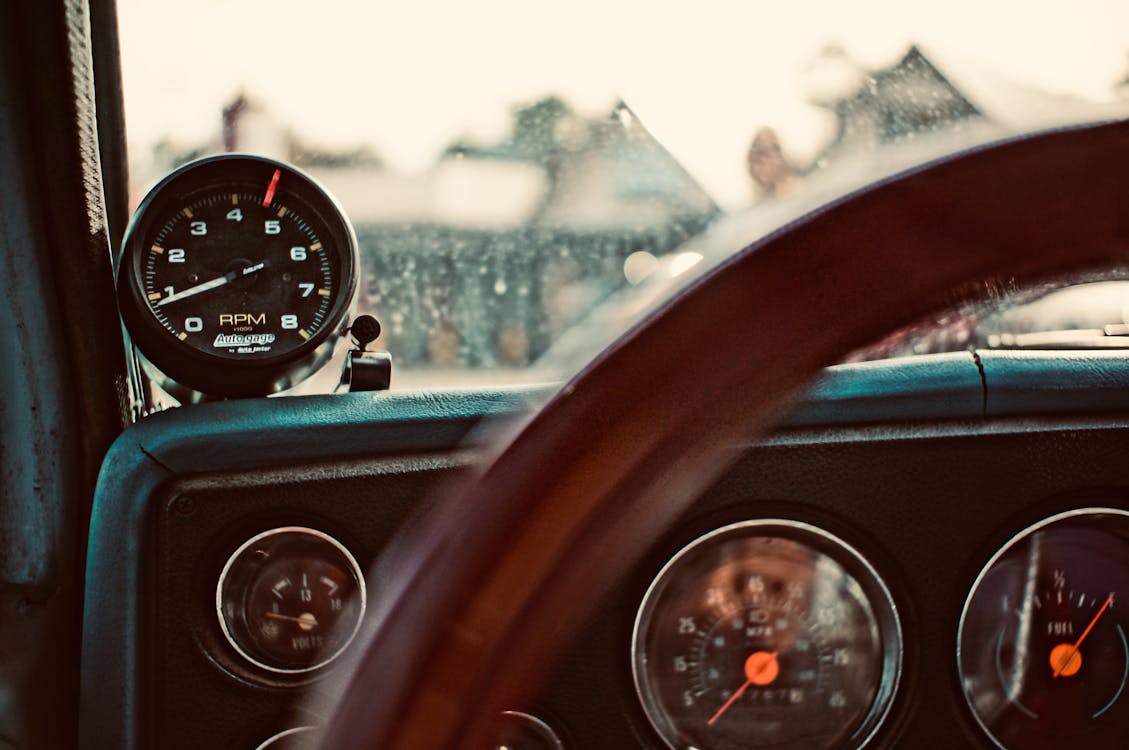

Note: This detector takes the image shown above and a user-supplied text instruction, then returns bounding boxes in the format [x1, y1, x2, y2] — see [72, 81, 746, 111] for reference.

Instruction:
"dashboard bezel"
[80, 362, 1129, 749]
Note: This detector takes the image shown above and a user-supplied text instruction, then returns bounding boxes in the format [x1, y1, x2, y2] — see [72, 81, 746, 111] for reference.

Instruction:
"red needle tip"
[262, 168, 281, 207]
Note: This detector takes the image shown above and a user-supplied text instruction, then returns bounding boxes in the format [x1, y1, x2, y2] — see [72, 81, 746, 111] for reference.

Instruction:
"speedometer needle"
[1051, 593, 1114, 678]
[156, 260, 269, 307]
[707, 650, 779, 726]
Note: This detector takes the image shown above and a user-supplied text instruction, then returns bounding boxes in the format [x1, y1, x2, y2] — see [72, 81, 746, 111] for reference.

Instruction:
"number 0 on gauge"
[117, 154, 358, 398]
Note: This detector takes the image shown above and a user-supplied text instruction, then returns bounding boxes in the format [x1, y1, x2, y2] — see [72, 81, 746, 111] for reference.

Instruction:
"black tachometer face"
[142, 191, 339, 361]
[118, 155, 357, 398]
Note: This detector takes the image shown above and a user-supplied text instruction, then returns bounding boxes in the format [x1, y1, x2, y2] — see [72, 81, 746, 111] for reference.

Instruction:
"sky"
[116, 0, 1129, 208]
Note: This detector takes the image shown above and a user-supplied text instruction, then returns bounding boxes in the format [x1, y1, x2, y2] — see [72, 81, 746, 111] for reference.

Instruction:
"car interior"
[4, 2, 1129, 749]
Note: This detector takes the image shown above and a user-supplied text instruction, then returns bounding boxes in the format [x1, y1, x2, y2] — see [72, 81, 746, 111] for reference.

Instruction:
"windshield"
[116, 0, 1129, 391]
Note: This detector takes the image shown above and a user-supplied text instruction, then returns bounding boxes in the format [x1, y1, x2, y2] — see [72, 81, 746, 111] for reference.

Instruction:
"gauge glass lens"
[958, 508, 1129, 749]
[139, 189, 340, 361]
[216, 527, 365, 674]
[632, 520, 901, 750]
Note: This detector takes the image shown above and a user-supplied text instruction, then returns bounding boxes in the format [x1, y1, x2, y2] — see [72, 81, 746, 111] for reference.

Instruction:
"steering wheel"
[315, 121, 1129, 748]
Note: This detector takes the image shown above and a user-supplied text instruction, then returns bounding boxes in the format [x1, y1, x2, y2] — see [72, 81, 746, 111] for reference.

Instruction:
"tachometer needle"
[1051, 593, 1114, 678]
[156, 260, 268, 307]
[707, 650, 779, 726]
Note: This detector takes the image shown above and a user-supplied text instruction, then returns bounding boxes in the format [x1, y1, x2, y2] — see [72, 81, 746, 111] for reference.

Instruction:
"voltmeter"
[216, 526, 366, 675]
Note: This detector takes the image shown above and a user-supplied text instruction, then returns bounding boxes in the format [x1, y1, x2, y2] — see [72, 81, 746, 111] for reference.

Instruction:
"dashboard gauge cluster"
[958, 508, 1129, 749]
[632, 507, 1129, 750]
[216, 527, 365, 675]
[117, 155, 358, 399]
[632, 519, 902, 750]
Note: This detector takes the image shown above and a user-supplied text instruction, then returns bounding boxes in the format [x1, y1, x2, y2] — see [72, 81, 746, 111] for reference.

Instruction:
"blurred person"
[747, 127, 801, 202]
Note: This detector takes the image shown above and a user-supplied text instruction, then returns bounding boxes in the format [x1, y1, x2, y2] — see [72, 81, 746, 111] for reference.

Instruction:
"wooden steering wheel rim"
[318, 121, 1129, 749]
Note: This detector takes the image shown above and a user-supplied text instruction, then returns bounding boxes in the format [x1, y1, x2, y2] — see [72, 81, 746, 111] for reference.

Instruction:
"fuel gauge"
[958, 508, 1129, 749]
[217, 527, 365, 675]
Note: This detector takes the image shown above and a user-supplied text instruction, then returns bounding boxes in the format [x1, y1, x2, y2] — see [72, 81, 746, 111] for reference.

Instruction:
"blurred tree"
[444, 95, 574, 167]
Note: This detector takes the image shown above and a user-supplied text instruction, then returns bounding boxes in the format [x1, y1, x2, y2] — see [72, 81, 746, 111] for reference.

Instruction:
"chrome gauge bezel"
[956, 506, 1129, 750]
[492, 712, 565, 750]
[117, 154, 358, 399]
[253, 726, 317, 749]
[631, 518, 903, 750]
[215, 526, 366, 676]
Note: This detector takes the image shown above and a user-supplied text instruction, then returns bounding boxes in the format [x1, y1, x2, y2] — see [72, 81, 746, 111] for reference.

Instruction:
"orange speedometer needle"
[262, 168, 281, 207]
[1051, 593, 1114, 678]
[707, 650, 779, 726]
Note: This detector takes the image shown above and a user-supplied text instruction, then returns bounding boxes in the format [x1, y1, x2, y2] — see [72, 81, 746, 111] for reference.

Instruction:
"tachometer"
[117, 154, 357, 398]
[958, 508, 1129, 749]
[632, 519, 902, 750]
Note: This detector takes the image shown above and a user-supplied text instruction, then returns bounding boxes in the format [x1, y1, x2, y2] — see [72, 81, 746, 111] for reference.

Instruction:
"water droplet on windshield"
[624, 251, 659, 285]
[494, 278, 508, 295]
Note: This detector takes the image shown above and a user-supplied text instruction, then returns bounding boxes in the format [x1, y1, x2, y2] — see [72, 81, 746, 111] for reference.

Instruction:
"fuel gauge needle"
[1052, 593, 1114, 678]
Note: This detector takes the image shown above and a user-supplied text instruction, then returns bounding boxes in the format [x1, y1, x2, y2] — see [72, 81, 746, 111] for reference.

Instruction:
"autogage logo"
[213, 333, 276, 348]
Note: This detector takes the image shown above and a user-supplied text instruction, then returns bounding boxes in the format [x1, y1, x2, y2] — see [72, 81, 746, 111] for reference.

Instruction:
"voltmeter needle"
[264, 611, 319, 630]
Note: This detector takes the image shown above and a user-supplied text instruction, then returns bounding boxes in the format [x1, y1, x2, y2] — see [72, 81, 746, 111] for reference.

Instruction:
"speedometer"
[117, 155, 357, 398]
[632, 519, 902, 750]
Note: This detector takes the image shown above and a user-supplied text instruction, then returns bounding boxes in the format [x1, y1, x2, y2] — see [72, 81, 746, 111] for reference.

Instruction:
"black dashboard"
[6, 4, 1126, 746]
[79, 350, 1129, 748]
